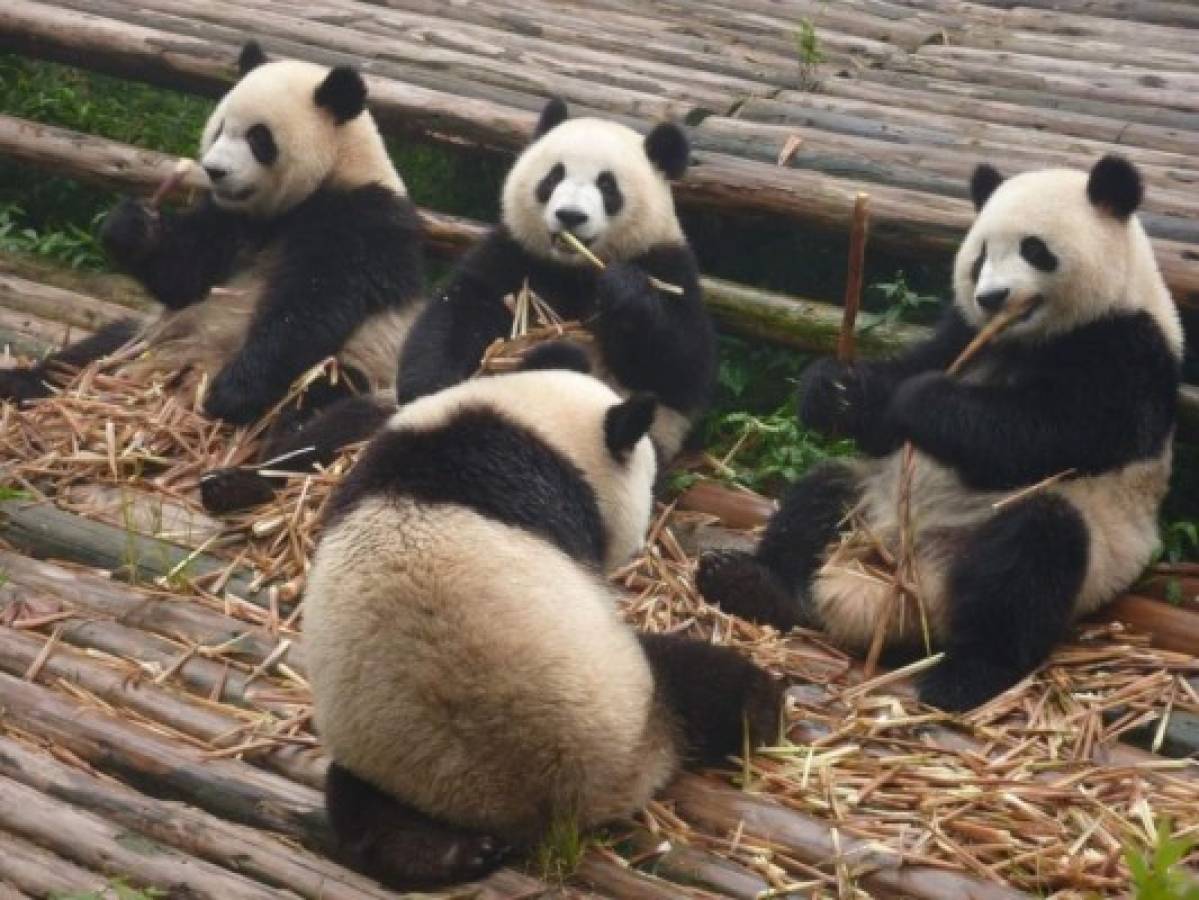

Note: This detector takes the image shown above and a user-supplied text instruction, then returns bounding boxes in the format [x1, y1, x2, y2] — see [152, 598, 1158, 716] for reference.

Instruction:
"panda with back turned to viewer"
[304, 344, 781, 889]
[697, 155, 1182, 712]
[0, 41, 423, 450]
[396, 97, 716, 463]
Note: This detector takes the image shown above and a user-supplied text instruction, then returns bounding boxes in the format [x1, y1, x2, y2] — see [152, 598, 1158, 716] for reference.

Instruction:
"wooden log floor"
[0, 1, 1198, 897]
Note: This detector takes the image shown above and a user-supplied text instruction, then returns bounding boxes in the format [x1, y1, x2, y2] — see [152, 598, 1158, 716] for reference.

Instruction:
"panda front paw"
[0, 367, 49, 405]
[100, 198, 162, 268]
[796, 357, 872, 438]
[204, 364, 274, 425]
[596, 262, 663, 333]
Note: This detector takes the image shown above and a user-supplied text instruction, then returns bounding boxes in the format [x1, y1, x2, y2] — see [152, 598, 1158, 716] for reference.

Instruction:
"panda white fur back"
[305, 354, 781, 889]
[397, 98, 717, 464]
[698, 155, 1181, 712]
[0, 40, 425, 435]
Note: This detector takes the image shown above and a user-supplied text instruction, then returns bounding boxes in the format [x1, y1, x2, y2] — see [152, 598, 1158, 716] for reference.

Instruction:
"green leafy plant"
[794, 18, 825, 91]
[705, 404, 853, 493]
[0, 202, 106, 270]
[862, 271, 942, 331]
[1126, 819, 1199, 900]
[530, 812, 595, 883]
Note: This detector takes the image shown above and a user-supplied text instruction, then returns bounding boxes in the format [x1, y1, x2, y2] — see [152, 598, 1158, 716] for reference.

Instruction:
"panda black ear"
[237, 41, 268, 77]
[1087, 154, 1142, 220]
[535, 97, 569, 139]
[316, 67, 368, 125]
[605, 393, 657, 461]
[518, 341, 591, 374]
[645, 123, 690, 179]
[970, 164, 1004, 211]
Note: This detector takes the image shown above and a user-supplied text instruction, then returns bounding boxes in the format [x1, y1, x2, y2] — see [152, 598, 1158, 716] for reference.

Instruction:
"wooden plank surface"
[2, 0, 1197, 304]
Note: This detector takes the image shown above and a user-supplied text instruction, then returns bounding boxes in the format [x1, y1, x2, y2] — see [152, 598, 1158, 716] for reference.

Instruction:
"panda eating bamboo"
[697, 155, 1182, 712]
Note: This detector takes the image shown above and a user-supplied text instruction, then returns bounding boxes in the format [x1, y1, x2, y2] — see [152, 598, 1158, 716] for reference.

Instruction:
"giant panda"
[396, 97, 716, 463]
[696, 155, 1182, 712]
[0, 41, 423, 440]
[304, 345, 781, 889]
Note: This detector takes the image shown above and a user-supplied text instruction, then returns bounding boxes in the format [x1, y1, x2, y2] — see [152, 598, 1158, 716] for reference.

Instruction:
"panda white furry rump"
[395, 97, 716, 463]
[304, 347, 780, 889]
[697, 156, 1182, 712]
[0, 40, 423, 440]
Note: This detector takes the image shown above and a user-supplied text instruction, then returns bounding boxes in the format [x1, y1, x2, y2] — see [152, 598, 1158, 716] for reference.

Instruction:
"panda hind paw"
[696, 550, 802, 630]
[0, 367, 49, 405]
[354, 828, 511, 890]
[918, 655, 1024, 713]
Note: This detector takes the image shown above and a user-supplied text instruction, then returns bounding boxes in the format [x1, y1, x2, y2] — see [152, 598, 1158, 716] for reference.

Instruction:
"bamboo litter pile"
[618, 505, 1199, 896]
[0, 347, 364, 614]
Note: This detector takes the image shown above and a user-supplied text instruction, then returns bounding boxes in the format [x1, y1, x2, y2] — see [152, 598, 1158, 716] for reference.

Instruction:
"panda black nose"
[204, 165, 229, 183]
[555, 208, 589, 229]
[976, 288, 1010, 313]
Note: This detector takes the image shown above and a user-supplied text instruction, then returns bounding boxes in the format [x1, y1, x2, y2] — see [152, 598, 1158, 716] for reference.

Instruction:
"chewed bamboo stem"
[557, 230, 684, 296]
[149, 158, 197, 210]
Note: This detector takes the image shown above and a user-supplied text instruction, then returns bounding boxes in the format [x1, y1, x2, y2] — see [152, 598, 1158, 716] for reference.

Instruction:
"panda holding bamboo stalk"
[698, 155, 1183, 712]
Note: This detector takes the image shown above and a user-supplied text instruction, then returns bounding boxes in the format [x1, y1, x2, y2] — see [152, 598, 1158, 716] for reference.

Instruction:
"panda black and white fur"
[697, 156, 1182, 712]
[396, 98, 715, 463]
[304, 346, 780, 889]
[0, 41, 423, 436]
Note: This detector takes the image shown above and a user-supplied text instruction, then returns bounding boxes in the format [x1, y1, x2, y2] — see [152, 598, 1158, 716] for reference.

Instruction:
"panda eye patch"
[970, 243, 986, 282]
[596, 171, 624, 216]
[1020, 236, 1058, 272]
[246, 124, 278, 166]
[535, 163, 566, 204]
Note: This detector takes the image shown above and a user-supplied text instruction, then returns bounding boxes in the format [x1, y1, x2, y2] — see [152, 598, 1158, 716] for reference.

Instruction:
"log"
[666, 774, 1027, 900]
[0, 114, 920, 356]
[0, 829, 111, 898]
[0, 627, 327, 788]
[0, 773, 293, 900]
[0, 272, 147, 335]
[1, 2, 1195, 302]
[0, 735, 403, 900]
[574, 856, 721, 900]
[0, 669, 332, 846]
[0, 549, 282, 664]
[0, 250, 152, 312]
[0, 499, 261, 602]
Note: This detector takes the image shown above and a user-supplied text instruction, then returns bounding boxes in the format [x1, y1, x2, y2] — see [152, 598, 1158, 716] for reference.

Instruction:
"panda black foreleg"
[696, 461, 857, 630]
[0, 318, 141, 405]
[325, 762, 509, 890]
[200, 391, 394, 514]
[919, 493, 1088, 712]
[638, 633, 784, 764]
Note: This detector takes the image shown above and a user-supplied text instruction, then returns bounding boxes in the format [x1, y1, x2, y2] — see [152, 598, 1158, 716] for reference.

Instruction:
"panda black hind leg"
[638, 633, 784, 762]
[0, 318, 141, 405]
[696, 461, 857, 631]
[325, 763, 509, 890]
[919, 493, 1088, 712]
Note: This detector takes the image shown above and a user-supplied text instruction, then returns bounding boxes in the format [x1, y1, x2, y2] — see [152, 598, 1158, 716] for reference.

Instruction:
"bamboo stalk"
[837, 192, 870, 363]
[0, 829, 111, 898]
[558, 230, 684, 296]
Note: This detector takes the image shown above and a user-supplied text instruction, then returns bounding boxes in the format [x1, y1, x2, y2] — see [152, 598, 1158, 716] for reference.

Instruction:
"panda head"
[198, 41, 404, 217]
[953, 155, 1178, 345]
[501, 98, 689, 264]
[394, 361, 658, 569]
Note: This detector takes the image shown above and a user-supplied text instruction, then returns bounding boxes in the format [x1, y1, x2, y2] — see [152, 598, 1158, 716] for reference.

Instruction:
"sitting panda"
[396, 97, 716, 463]
[697, 155, 1182, 712]
[0, 42, 423, 442]
[304, 345, 781, 889]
